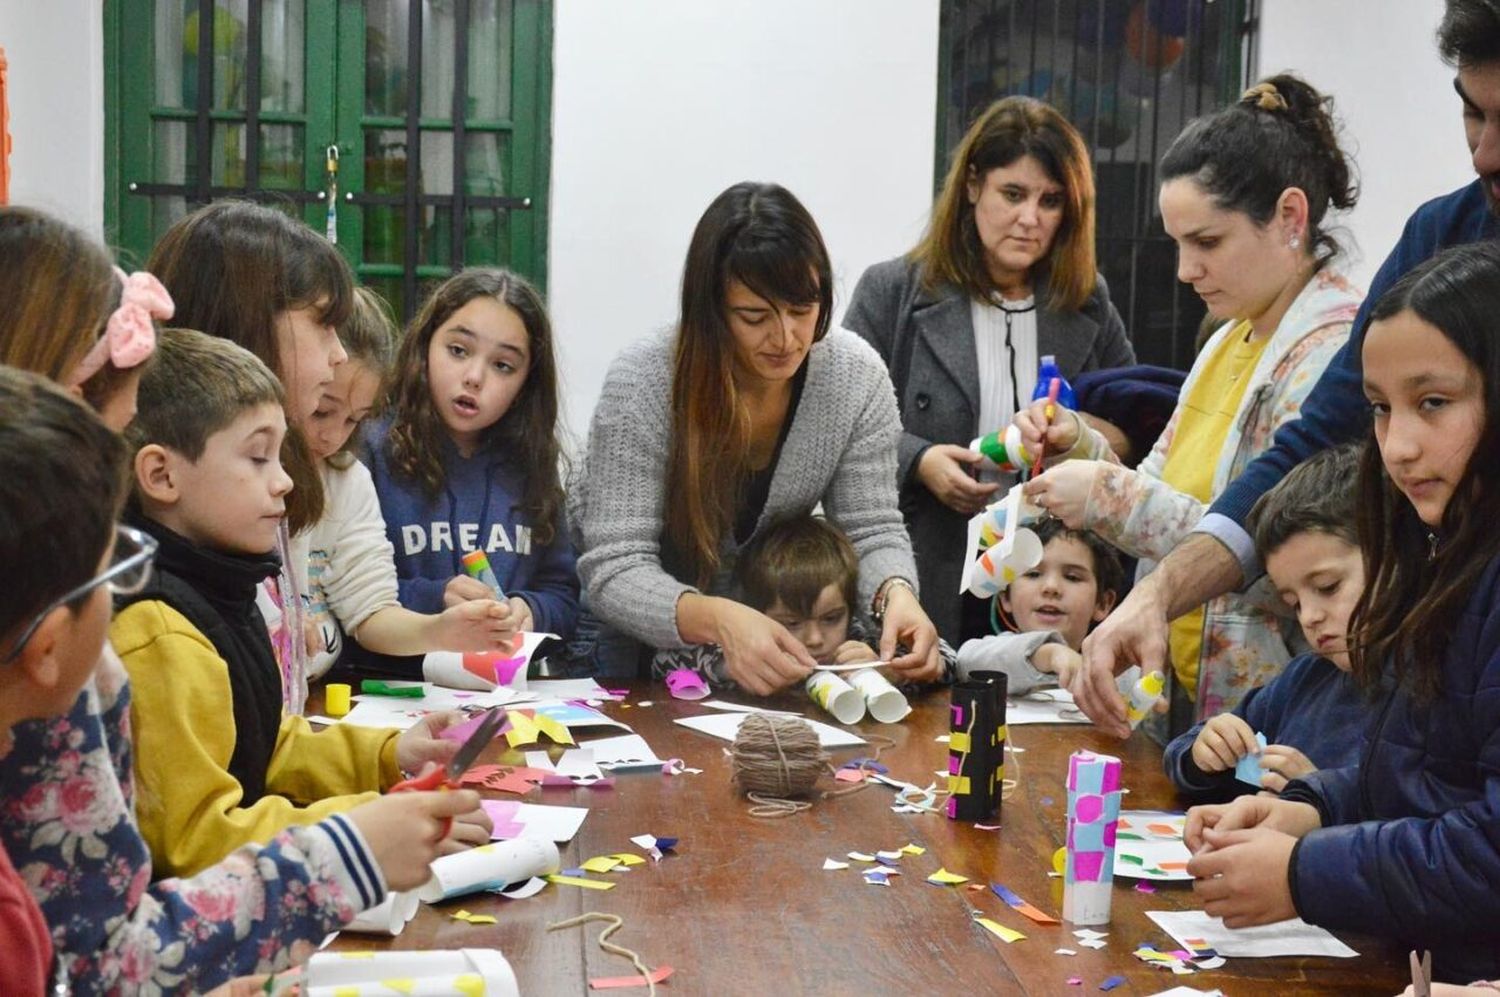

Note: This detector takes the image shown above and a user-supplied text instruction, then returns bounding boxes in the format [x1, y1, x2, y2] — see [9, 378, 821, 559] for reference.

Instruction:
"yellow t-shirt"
[1158, 321, 1270, 699]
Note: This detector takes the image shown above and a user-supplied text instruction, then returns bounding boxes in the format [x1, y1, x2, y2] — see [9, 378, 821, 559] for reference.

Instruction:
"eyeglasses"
[2, 524, 157, 663]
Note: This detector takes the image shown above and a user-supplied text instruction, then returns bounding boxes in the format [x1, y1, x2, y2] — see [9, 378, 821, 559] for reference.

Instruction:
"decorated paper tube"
[417, 838, 560, 903]
[946, 670, 1008, 821]
[421, 631, 558, 692]
[343, 890, 420, 936]
[848, 668, 911, 723]
[806, 670, 866, 724]
[665, 668, 711, 701]
[303, 948, 519, 997]
[461, 549, 507, 599]
[1063, 749, 1123, 926]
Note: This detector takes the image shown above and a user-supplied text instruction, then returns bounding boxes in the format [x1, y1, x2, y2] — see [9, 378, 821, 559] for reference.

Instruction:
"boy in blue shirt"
[1164, 445, 1368, 800]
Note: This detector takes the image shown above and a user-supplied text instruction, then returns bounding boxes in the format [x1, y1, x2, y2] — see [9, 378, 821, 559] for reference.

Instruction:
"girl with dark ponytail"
[1016, 74, 1366, 736]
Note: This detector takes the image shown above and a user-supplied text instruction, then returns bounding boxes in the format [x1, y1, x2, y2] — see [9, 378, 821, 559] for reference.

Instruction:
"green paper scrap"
[1119, 854, 1143, 865]
[1115, 832, 1145, 840]
[359, 680, 425, 698]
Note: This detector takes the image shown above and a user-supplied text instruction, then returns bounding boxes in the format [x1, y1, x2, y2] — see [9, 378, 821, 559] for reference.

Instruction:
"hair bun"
[1240, 82, 1288, 112]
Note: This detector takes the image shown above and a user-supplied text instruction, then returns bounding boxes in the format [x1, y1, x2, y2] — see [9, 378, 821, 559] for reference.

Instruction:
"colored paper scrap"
[834, 768, 866, 783]
[450, 909, 497, 925]
[991, 883, 1060, 924]
[1145, 910, 1358, 958]
[665, 668, 711, 701]
[863, 869, 892, 886]
[439, 711, 510, 745]
[581, 856, 625, 874]
[544, 874, 615, 891]
[1136, 882, 1158, 894]
[974, 917, 1026, 943]
[823, 859, 849, 871]
[1234, 732, 1270, 787]
[1100, 976, 1127, 991]
[900, 843, 925, 856]
[589, 966, 674, 990]
[926, 868, 969, 885]
[1055, 948, 1077, 956]
[1068, 978, 1083, 987]
[1080, 939, 1108, 950]
[479, 800, 526, 839]
[875, 850, 903, 861]
[847, 852, 876, 862]
[610, 853, 645, 867]
[1073, 929, 1108, 941]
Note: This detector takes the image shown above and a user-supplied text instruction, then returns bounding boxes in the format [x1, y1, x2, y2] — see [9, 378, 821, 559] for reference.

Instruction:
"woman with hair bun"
[1017, 74, 1365, 735]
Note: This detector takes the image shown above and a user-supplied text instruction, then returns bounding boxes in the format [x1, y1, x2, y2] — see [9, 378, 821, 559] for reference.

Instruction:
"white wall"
[0, 0, 105, 238]
[548, 0, 940, 438]
[1257, 0, 1474, 289]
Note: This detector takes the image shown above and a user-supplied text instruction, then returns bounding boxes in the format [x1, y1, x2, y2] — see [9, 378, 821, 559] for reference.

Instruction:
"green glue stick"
[359, 680, 426, 699]
[1125, 671, 1165, 729]
[462, 550, 507, 599]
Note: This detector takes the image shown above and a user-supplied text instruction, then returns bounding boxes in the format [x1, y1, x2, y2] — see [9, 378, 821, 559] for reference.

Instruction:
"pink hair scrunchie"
[67, 267, 174, 387]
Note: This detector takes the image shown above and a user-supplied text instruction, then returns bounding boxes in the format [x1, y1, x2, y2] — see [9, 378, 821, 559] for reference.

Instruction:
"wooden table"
[324, 683, 1407, 995]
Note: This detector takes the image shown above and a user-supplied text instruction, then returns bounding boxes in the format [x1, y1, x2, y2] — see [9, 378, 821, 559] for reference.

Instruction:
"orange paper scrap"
[589, 966, 675, 990]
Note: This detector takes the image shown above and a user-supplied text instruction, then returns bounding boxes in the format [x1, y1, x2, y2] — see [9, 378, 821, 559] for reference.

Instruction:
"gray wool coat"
[843, 256, 1136, 645]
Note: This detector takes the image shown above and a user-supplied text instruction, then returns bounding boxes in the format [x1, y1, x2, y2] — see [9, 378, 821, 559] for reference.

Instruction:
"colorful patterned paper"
[946, 671, 1008, 821]
[1063, 750, 1122, 925]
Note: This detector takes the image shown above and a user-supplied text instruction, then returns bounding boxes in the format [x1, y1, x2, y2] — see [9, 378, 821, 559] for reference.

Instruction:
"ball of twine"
[730, 712, 828, 799]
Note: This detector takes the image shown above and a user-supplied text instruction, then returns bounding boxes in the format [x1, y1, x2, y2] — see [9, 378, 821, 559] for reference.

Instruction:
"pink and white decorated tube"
[1063, 749, 1123, 926]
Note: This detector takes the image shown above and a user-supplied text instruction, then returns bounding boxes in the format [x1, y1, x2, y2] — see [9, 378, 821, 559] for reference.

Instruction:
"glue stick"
[461, 550, 507, 599]
[1125, 671, 1165, 729]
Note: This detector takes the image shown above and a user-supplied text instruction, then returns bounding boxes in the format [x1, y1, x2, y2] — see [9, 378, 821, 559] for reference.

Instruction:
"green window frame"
[104, 0, 552, 319]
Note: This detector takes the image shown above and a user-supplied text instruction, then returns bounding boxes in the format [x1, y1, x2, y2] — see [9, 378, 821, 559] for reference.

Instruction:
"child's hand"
[507, 596, 534, 633]
[1255, 744, 1316, 792]
[1186, 826, 1299, 927]
[444, 574, 495, 607]
[1013, 397, 1082, 456]
[433, 599, 519, 652]
[832, 640, 879, 666]
[1185, 795, 1321, 854]
[437, 799, 494, 856]
[1021, 460, 1099, 529]
[1190, 712, 1260, 773]
[394, 710, 467, 776]
[1032, 643, 1083, 688]
[345, 787, 483, 890]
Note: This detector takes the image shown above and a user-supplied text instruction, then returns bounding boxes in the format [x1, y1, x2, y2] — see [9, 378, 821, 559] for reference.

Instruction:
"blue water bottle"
[1032, 354, 1077, 410]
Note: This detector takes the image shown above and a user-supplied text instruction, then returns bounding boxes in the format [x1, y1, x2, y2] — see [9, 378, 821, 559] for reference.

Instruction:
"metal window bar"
[936, 0, 1257, 372]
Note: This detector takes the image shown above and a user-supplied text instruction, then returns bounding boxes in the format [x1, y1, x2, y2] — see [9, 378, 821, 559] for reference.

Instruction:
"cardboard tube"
[417, 838, 560, 903]
[805, 671, 866, 724]
[344, 890, 419, 935]
[848, 668, 911, 723]
[305, 949, 519, 997]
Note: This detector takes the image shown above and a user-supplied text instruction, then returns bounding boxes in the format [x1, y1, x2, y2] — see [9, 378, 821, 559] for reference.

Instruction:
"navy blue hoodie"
[361, 415, 579, 637]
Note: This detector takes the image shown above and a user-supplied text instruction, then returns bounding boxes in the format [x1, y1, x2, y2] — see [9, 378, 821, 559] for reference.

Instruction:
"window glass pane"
[211, 1, 250, 111]
[422, 0, 455, 120]
[464, 133, 506, 196]
[360, 206, 405, 267]
[259, 123, 305, 189]
[467, 0, 512, 121]
[153, 0, 188, 108]
[420, 203, 451, 268]
[365, 1, 409, 117]
[421, 131, 454, 196]
[260, 0, 305, 113]
[153, 119, 190, 184]
[216, 121, 248, 186]
[151, 195, 189, 243]
[364, 128, 407, 195]
[463, 208, 508, 266]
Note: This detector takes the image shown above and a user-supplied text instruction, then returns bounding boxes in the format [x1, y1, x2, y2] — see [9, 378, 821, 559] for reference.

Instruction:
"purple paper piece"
[1040, 796, 1054, 807]
[440, 712, 489, 744]
[492, 654, 526, 686]
[561, 867, 585, 877]
[1102, 822, 1117, 848]
[991, 883, 1025, 908]
[1072, 851, 1104, 882]
[876, 855, 900, 867]
[1134, 881, 1157, 894]
[948, 755, 962, 775]
[950, 704, 965, 726]
[1074, 794, 1103, 823]
[481, 798, 526, 838]
[1099, 976, 1126, 991]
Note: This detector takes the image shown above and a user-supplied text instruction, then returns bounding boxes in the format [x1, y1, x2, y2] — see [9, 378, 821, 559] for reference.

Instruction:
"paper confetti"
[589, 966, 675, 990]
[975, 823, 1002, 831]
[1100, 976, 1127, 991]
[847, 851, 877, 862]
[875, 850, 903, 861]
[974, 917, 1026, 943]
[863, 869, 892, 887]
[1136, 881, 1158, 893]
[1074, 929, 1108, 941]
[544, 874, 615, 891]
[835, 768, 867, 783]
[900, 843, 926, 856]
[581, 856, 624, 874]
[1080, 939, 1108, 950]
[1067, 978, 1083, 987]
[450, 909, 497, 925]
[926, 868, 969, 885]
[1054, 948, 1077, 956]
[991, 883, 1060, 925]
[823, 859, 849, 871]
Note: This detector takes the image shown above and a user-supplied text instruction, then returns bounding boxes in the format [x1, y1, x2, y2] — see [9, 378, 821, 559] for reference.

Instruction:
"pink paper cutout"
[492, 654, 526, 686]
[1102, 822, 1117, 847]
[481, 799, 526, 839]
[1073, 851, 1103, 881]
[665, 668, 710, 701]
[834, 768, 866, 783]
[1074, 794, 1103, 823]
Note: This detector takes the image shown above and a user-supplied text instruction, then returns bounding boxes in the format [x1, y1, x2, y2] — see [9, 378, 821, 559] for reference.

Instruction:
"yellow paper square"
[900, 843, 926, 856]
[610, 853, 646, 866]
[947, 774, 971, 795]
[996, 724, 1009, 743]
[545, 873, 615, 891]
[581, 855, 622, 874]
[505, 711, 540, 747]
[948, 731, 971, 753]
[927, 867, 969, 885]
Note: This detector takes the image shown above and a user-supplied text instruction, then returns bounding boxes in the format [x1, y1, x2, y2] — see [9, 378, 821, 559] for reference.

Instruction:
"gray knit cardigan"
[570, 327, 920, 650]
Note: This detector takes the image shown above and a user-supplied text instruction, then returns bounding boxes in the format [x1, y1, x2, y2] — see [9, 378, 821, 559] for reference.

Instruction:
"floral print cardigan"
[1058, 269, 1363, 721]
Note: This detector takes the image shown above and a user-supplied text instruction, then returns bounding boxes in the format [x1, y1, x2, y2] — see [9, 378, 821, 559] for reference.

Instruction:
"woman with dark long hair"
[573, 181, 940, 694]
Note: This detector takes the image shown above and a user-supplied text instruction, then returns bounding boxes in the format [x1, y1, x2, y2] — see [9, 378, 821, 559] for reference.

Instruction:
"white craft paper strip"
[959, 505, 987, 595]
[527, 678, 611, 699]
[502, 803, 589, 843]
[1146, 910, 1358, 958]
[343, 890, 420, 935]
[303, 948, 519, 997]
[675, 710, 866, 748]
[579, 733, 666, 771]
[848, 668, 911, 723]
[1115, 810, 1193, 881]
[417, 839, 560, 902]
[524, 748, 604, 782]
[699, 700, 802, 717]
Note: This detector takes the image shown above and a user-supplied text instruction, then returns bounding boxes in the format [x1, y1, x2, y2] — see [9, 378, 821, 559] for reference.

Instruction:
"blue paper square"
[1072, 762, 1104, 795]
[1071, 819, 1105, 852]
[1234, 732, 1270, 787]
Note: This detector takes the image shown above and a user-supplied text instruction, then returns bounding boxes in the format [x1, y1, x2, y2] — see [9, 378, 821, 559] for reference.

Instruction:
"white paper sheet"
[527, 678, 610, 699]
[1115, 810, 1193, 881]
[304, 948, 519, 996]
[505, 802, 589, 843]
[418, 838, 560, 902]
[576, 733, 666, 771]
[524, 748, 603, 781]
[675, 710, 866, 748]
[1146, 910, 1358, 958]
[1006, 688, 1092, 725]
[699, 699, 803, 717]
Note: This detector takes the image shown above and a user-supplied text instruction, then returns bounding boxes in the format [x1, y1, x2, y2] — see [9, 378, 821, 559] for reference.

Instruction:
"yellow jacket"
[111, 599, 401, 878]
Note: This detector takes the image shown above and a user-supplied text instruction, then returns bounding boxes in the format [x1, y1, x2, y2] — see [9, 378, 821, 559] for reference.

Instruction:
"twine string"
[547, 911, 659, 997]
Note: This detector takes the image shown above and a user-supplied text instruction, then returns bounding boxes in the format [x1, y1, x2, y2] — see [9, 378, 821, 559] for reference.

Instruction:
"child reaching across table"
[1183, 242, 1500, 982]
[114, 329, 492, 878]
[1164, 444, 1368, 800]
[954, 517, 1122, 693]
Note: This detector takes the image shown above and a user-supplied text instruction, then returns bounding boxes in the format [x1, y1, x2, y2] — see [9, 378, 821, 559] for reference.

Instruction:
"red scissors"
[389, 707, 508, 833]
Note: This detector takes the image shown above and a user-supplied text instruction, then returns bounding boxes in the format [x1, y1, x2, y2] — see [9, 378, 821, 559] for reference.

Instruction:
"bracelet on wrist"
[872, 577, 916, 621]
